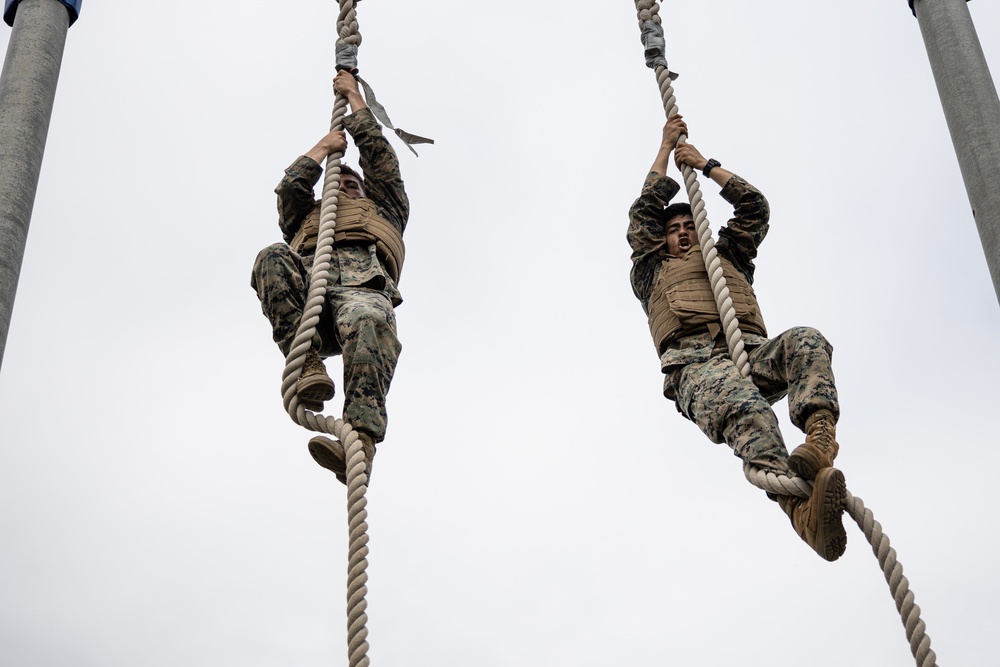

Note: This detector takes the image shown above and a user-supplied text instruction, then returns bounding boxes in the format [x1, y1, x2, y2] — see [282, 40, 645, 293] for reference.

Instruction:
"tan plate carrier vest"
[290, 195, 406, 283]
[647, 247, 767, 355]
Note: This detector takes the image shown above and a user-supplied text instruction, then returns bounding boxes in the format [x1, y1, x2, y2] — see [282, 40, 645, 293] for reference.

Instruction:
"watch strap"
[702, 158, 722, 178]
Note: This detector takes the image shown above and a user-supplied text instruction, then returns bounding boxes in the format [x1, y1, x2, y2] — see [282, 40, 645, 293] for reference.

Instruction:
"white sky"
[2, 1, 999, 665]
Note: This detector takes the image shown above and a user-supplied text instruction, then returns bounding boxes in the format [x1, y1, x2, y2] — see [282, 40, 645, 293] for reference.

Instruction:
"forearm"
[707, 165, 735, 187]
[651, 114, 687, 177]
[304, 144, 333, 164]
[649, 144, 674, 177]
[673, 142, 735, 188]
[683, 152, 734, 187]
[344, 90, 367, 113]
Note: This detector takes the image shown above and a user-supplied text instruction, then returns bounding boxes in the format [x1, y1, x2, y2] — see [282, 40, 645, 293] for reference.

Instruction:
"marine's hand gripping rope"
[279, 2, 370, 666]
[634, 3, 937, 665]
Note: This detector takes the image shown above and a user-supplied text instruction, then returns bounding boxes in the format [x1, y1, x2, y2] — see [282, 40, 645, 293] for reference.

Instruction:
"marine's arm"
[304, 129, 348, 164]
[335, 70, 409, 230]
[674, 142, 769, 282]
[275, 130, 348, 243]
[628, 116, 686, 310]
[648, 114, 688, 177]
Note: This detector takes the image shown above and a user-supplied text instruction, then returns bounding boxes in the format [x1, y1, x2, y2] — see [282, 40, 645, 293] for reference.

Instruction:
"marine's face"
[665, 214, 696, 256]
[339, 174, 365, 199]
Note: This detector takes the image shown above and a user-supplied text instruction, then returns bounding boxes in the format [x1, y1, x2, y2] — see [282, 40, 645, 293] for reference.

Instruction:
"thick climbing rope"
[633, 3, 938, 666]
[280, 2, 371, 666]
[634, 2, 751, 378]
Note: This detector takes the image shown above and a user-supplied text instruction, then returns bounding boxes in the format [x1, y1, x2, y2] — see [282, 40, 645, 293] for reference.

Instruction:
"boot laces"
[302, 350, 325, 377]
[808, 415, 835, 451]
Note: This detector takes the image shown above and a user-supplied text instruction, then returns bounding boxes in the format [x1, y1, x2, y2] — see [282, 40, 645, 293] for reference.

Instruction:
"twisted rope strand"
[635, 3, 938, 664]
[338, 1, 362, 48]
[845, 493, 939, 667]
[741, 465, 939, 666]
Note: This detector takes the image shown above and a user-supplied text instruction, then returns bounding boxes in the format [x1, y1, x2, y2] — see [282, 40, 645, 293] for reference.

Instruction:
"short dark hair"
[662, 202, 692, 223]
[340, 164, 363, 184]
[662, 202, 694, 224]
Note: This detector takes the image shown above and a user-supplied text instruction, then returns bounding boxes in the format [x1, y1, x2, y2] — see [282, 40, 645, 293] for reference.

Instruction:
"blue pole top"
[909, 0, 970, 17]
[4, 0, 81, 27]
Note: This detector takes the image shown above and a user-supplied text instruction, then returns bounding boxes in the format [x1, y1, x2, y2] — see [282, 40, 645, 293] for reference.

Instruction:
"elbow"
[758, 194, 770, 222]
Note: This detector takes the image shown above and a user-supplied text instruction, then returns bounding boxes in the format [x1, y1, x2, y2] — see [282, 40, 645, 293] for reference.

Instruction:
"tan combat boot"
[297, 349, 335, 411]
[788, 409, 839, 480]
[308, 432, 376, 486]
[777, 467, 847, 561]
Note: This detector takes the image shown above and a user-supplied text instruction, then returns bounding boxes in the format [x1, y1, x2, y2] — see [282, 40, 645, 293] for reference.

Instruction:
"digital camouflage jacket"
[276, 107, 410, 306]
[627, 171, 771, 370]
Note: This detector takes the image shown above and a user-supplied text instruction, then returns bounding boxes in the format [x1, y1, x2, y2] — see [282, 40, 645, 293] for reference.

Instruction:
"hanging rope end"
[394, 128, 434, 157]
[353, 74, 434, 157]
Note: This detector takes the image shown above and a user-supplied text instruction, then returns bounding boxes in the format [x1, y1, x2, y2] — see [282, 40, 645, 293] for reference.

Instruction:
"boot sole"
[788, 444, 833, 481]
[308, 437, 347, 485]
[812, 467, 847, 561]
[298, 374, 335, 403]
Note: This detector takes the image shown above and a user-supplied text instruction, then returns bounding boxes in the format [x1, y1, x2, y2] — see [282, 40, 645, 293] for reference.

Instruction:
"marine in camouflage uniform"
[250, 71, 407, 482]
[626, 115, 846, 561]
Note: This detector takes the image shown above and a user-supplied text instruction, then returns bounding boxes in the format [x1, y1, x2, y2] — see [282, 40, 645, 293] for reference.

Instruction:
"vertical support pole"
[911, 0, 1000, 305]
[0, 0, 74, 371]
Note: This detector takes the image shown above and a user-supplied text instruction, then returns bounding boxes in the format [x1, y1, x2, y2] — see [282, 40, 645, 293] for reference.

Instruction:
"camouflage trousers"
[671, 326, 839, 474]
[251, 243, 401, 442]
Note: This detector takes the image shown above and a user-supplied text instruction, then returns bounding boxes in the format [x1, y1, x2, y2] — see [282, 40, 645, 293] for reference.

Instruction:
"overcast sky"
[2, 1, 999, 666]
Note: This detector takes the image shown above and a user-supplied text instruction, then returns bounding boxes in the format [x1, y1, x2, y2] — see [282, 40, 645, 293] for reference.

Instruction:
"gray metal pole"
[0, 0, 71, 371]
[912, 0, 1000, 305]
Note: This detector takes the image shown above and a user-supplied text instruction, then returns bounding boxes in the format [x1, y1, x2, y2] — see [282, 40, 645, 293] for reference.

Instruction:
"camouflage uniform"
[627, 172, 839, 475]
[251, 108, 408, 443]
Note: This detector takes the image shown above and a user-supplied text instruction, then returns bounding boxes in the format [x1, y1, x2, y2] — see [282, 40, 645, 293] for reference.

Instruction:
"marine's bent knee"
[347, 304, 391, 327]
[787, 325, 822, 340]
[784, 326, 832, 352]
[252, 243, 306, 289]
[341, 303, 398, 348]
[254, 243, 295, 268]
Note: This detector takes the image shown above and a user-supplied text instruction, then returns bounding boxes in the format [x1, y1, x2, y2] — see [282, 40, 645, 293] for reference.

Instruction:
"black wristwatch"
[702, 158, 722, 177]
